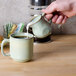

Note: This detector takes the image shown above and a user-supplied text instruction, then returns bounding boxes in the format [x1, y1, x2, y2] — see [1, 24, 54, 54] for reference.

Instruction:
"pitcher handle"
[41, 13, 52, 24]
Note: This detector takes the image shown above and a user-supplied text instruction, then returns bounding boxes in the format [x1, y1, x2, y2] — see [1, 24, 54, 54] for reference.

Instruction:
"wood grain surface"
[0, 35, 76, 76]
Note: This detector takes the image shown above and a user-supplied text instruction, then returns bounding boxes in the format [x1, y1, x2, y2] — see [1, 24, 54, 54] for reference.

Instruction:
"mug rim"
[10, 33, 34, 40]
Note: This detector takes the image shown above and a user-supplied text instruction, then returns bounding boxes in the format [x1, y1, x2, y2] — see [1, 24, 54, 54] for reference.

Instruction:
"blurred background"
[0, 0, 76, 35]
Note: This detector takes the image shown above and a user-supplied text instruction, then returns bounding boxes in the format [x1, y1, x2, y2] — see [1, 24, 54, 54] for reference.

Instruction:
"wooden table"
[0, 35, 76, 76]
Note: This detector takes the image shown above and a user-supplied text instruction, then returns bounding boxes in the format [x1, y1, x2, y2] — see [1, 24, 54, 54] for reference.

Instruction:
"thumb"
[42, 1, 57, 14]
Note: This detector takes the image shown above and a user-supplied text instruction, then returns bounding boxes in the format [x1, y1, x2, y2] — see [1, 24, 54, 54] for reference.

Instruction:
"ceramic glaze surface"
[31, 15, 51, 38]
[1, 33, 34, 62]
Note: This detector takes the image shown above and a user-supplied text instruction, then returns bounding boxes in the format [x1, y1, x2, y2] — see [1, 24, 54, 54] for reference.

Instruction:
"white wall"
[0, 0, 76, 35]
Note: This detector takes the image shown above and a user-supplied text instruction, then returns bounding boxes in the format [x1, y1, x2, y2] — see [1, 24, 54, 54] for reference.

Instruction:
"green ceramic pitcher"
[29, 13, 52, 38]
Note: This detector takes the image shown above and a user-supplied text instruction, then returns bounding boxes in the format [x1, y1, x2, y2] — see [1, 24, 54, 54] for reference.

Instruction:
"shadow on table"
[33, 41, 76, 61]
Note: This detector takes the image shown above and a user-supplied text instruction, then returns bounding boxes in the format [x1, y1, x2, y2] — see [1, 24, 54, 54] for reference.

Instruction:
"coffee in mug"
[13, 36, 30, 39]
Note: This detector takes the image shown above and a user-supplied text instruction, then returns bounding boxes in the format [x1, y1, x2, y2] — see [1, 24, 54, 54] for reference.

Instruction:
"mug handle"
[1, 39, 10, 56]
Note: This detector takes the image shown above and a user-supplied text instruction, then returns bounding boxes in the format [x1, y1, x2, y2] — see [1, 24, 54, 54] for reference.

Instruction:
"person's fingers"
[62, 16, 68, 24]
[42, 1, 57, 14]
[45, 14, 53, 20]
[56, 15, 64, 24]
[52, 15, 58, 23]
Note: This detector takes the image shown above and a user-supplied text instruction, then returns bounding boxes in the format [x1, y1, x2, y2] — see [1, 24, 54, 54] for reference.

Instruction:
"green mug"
[1, 33, 34, 62]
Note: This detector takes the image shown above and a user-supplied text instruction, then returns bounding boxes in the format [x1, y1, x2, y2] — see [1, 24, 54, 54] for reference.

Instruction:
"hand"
[42, 0, 76, 24]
